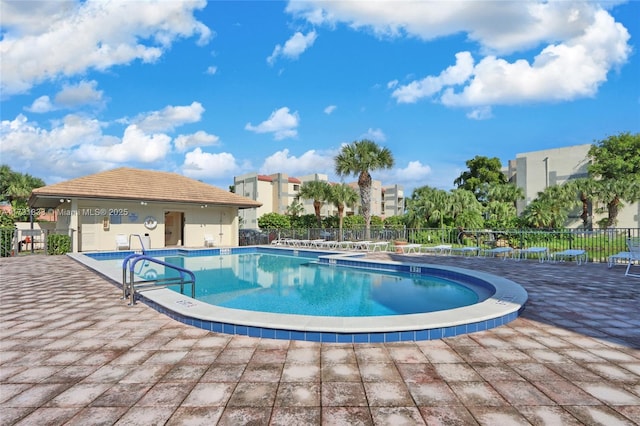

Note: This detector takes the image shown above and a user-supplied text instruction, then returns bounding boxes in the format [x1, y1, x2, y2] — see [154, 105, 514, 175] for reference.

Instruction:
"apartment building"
[509, 144, 639, 228]
[234, 172, 404, 228]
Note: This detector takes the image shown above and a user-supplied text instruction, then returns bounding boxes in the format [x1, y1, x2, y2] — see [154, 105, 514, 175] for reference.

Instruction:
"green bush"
[0, 226, 15, 257]
[47, 234, 71, 255]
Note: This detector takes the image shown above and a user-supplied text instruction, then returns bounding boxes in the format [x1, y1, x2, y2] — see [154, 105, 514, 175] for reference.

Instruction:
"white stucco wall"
[52, 199, 239, 252]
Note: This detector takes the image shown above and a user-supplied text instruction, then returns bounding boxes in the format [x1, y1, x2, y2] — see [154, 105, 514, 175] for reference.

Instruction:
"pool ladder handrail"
[129, 234, 147, 254]
[122, 253, 196, 305]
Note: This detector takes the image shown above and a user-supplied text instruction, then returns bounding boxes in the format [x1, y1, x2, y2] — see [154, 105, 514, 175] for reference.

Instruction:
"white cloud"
[387, 80, 398, 89]
[324, 105, 337, 114]
[182, 148, 240, 179]
[75, 125, 171, 163]
[288, 1, 631, 110]
[245, 107, 300, 140]
[0, 112, 176, 179]
[24, 80, 105, 113]
[55, 80, 104, 108]
[25, 96, 55, 113]
[175, 130, 220, 152]
[133, 102, 205, 133]
[466, 106, 493, 120]
[267, 30, 317, 65]
[392, 51, 474, 103]
[1, 0, 211, 96]
[205, 65, 218, 75]
[260, 148, 336, 176]
[441, 10, 630, 107]
[377, 160, 432, 186]
[360, 128, 386, 142]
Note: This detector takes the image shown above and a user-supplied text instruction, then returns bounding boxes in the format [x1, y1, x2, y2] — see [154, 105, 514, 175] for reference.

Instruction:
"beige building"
[29, 168, 261, 252]
[234, 172, 404, 228]
[510, 144, 639, 228]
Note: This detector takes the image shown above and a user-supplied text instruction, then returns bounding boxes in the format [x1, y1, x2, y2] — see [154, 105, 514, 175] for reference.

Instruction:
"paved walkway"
[1, 254, 639, 425]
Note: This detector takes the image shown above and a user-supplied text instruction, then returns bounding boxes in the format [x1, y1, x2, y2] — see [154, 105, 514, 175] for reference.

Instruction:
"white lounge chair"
[607, 251, 636, 268]
[481, 247, 514, 260]
[420, 244, 452, 255]
[115, 234, 129, 250]
[366, 241, 389, 252]
[516, 247, 549, 263]
[625, 238, 640, 278]
[396, 243, 422, 254]
[451, 246, 480, 257]
[552, 249, 587, 265]
[204, 234, 215, 247]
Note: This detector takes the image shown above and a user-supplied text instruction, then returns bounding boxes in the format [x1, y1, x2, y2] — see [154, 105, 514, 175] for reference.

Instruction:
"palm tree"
[521, 184, 577, 228]
[297, 180, 332, 228]
[6, 173, 34, 202]
[286, 199, 304, 217]
[565, 178, 597, 229]
[328, 183, 359, 241]
[450, 189, 483, 229]
[334, 139, 394, 240]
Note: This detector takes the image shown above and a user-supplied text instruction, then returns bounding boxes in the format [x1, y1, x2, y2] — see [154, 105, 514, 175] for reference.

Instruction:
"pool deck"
[1, 254, 639, 425]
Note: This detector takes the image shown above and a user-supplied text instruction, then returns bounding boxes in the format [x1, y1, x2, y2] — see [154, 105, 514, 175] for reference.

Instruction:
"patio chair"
[480, 247, 514, 260]
[551, 249, 587, 265]
[450, 246, 480, 257]
[420, 244, 452, 255]
[115, 234, 129, 250]
[396, 243, 422, 254]
[204, 234, 215, 247]
[516, 247, 549, 263]
[625, 238, 640, 278]
[608, 251, 633, 268]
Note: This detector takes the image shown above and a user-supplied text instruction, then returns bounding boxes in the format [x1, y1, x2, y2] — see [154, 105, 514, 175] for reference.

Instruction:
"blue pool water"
[106, 252, 480, 317]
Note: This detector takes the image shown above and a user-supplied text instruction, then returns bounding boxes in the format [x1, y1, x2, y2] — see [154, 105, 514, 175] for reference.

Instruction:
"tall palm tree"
[565, 178, 597, 229]
[334, 139, 394, 239]
[329, 183, 359, 241]
[297, 180, 332, 228]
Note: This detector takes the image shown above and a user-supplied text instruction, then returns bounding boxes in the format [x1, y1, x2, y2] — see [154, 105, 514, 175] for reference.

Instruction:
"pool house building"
[28, 168, 261, 253]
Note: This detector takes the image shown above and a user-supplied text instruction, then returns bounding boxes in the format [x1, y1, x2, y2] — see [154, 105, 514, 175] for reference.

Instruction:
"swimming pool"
[72, 247, 528, 343]
[97, 252, 484, 317]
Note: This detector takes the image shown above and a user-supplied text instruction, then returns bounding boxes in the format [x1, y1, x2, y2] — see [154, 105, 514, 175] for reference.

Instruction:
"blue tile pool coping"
[72, 246, 528, 343]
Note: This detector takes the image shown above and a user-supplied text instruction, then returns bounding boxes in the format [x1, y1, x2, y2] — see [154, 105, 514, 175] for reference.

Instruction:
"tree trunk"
[607, 197, 620, 227]
[359, 172, 372, 240]
[579, 192, 590, 230]
[314, 201, 322, 227]
[338, 205, 344, 242]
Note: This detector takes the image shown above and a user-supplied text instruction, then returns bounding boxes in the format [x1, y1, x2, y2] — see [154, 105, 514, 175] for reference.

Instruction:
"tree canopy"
[1, 165, 46, 202]
[334, 139, 394, 239]
[297, 180, 332, 227]
[453, 155, 507, 203]
[588, 132, 640, 226]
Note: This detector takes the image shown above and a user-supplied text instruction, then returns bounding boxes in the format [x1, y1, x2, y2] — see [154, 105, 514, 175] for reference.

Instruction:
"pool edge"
[68, 248, 528, 343]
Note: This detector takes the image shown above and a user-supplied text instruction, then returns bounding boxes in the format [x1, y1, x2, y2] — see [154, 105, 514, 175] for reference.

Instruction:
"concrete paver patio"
[1, 253, 639, 425]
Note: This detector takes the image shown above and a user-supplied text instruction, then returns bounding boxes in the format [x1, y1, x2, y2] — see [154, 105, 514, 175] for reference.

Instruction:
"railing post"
[129, 269, 136, 305]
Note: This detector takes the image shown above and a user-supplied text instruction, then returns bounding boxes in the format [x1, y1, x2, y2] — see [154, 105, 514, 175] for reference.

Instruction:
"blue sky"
[1, 1, 639, 196]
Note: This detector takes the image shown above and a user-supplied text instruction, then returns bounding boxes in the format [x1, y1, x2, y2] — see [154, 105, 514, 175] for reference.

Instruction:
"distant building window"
[293, 184, 299, 191]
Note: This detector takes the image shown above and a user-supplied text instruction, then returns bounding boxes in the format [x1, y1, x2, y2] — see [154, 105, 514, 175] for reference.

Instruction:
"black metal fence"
[239, 227, 640, 264]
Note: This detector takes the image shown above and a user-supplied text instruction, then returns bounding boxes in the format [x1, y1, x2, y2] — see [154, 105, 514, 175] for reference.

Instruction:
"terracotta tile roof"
[30, 168, 262, 208]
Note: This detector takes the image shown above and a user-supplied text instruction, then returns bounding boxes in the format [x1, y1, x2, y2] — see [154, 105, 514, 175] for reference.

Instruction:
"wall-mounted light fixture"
[140, 201, 148, 206]
[200, 204, 208, 208]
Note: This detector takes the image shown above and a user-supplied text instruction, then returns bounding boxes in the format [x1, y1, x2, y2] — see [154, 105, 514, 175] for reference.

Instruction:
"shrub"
[47, 234, 71, 255]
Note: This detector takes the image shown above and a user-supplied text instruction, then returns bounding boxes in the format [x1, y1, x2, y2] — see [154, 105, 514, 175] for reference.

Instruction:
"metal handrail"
[129, 234, 147, 254]
[122, 254, 196, 305]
